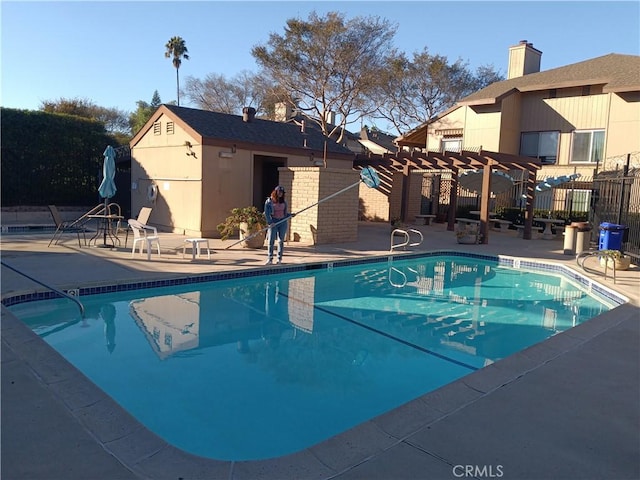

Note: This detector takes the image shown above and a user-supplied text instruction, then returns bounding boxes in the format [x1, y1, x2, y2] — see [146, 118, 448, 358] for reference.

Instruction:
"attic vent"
[242, 107, 256, 123]
[153, 122, 161, 135]
[166, 122, 174, 135]
[435, 128, 463, 137]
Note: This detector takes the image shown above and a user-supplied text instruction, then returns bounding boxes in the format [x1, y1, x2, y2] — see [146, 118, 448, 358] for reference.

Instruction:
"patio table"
[88, 214, 124, 248]
[533, 218, 565, 240]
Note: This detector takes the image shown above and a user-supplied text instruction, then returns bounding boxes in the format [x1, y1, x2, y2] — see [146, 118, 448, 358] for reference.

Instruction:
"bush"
[217, 206, 268, 240]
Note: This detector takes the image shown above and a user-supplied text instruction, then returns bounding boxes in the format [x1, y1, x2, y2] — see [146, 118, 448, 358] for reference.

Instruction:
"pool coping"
[2, 250, 628, 309]
[0, 251, 632, 479]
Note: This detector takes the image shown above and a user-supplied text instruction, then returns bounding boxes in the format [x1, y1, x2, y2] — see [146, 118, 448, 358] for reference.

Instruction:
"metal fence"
[591, 162, 640, 264]
[419, 156, 640, 264]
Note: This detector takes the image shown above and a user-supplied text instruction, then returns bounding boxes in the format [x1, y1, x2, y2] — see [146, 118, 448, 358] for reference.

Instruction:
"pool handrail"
[576, 250, 618, 284]
[390, 228, 424, 252]
[0, 260, 85, 317]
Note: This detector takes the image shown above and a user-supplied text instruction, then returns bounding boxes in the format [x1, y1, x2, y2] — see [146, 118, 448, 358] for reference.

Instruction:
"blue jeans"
[267, 221, 288, 261]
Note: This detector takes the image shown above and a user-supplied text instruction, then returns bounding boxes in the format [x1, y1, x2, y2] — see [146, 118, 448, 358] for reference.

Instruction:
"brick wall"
[405, 171, 425, 221]
[388, 171, 404, 222]
[358, 182, 389, 221]
[282, 167, 359, 245]
[288, 277, 315, 332]
[352, 168, 425, 224]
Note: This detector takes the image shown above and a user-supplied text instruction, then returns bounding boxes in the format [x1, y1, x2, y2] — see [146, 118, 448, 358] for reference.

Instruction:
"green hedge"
[1, 108, 116, 206]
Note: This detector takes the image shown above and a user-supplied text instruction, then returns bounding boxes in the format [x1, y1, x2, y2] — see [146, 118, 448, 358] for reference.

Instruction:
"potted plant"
[455, 224, 479, 244]
[598, 250, 631, 271]
[217, 206, 268, 249]
[390, 217, 406, 234]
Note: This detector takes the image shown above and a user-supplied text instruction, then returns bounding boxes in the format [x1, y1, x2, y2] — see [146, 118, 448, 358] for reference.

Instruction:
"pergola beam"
[355, 149, 542, 243]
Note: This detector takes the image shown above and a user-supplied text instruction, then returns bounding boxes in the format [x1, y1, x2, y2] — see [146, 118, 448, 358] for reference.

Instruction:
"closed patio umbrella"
[535, 173, 581, 192]
[96, 145, 118, 246]
[99, 145, 117, 205]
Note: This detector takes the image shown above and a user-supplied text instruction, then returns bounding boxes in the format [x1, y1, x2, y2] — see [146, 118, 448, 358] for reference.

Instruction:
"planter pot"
[600, 255, 631, 271]
[239, 222, 266, 249]
[457, 235, 478, 244]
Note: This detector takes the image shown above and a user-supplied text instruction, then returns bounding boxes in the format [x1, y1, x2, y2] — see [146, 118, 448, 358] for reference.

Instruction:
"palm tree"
[164, 36, 189, 106]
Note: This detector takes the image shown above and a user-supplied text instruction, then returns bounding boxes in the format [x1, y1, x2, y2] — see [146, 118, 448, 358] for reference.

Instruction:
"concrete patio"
[2, 220, 639, 480]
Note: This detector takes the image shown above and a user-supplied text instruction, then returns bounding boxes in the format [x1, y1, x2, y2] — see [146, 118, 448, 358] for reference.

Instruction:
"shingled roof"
[161, 104, 354, 156]
[460, 53, 640, 106]
[396, 53, 640, 146]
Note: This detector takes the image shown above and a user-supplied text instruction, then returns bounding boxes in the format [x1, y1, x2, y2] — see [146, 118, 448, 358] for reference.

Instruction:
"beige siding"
[132, 114, 204, 236]
[132, 110, 355, 237]
[464, 106, 502, 151]
[521, 93, 610, 131]
[607, 92, 640, 157]
[498, 93, 522, 153]
[426, 109, 466, 151]
[203, 148, 254, 237]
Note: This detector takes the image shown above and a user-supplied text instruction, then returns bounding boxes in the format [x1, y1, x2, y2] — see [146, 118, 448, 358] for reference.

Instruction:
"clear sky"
[2, 0, 639, 121]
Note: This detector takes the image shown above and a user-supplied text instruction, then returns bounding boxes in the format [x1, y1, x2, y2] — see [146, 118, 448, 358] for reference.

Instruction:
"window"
[441, 137, 462, 153]
[566, 190, 591, 213]
[520, 131, 559, 164]
[153, 122, 161, 135]
[571, 130, 604, 163]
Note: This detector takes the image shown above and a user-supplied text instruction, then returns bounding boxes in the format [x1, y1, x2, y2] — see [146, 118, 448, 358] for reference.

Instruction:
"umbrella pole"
[103, 198, 109, 246]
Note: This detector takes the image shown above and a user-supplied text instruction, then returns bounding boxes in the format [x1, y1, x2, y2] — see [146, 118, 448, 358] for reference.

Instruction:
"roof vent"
[242, 107, 256, 123]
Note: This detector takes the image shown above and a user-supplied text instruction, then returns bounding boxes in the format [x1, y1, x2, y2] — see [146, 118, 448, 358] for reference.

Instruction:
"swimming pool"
[6, 252, 624, 461]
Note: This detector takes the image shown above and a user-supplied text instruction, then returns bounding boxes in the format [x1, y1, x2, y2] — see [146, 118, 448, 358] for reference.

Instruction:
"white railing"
[390, 228, 424, 252]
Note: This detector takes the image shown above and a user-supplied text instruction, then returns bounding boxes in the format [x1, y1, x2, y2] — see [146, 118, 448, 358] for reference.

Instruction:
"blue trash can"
[598, 223, 627, 251]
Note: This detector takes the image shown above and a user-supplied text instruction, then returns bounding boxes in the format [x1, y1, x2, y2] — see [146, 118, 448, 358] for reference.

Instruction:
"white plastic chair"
[122, 207, 152, 248]
[128, 218, 160, 260]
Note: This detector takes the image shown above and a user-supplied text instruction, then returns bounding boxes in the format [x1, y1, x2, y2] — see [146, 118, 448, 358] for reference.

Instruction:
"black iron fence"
[418, 155, 639, 264]
[591, 163, 640, 264]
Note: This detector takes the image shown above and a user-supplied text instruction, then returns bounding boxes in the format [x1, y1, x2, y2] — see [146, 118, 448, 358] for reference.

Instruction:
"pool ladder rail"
[575, 250, 619, 284]
[388, 265, 421, 288]
[390, 228, 424, 252]
[1, 260, 85, 317]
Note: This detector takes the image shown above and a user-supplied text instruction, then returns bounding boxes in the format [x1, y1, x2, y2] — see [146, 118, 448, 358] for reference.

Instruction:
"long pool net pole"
[224, 167, 381, 250]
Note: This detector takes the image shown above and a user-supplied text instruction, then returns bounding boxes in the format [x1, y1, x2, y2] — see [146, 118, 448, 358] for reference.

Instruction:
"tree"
[164, 36, 189, 106]
[129, 90, 163, 135]
[40, 97, 130, 137]
[372, 49, 504, 134]
[252, 11, 397, 143]
[182, 70, 265, 115]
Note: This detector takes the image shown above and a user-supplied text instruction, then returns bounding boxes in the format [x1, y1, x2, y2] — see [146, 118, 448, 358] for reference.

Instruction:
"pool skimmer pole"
[224, 167, 381, 250]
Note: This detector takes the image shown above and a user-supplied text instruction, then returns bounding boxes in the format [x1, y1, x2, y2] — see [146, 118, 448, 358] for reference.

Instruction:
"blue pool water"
[8, 254, 618, 461]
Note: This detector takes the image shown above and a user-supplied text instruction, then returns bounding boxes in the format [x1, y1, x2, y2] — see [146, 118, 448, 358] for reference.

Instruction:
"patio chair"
[128, 218, 161, 260]
[123, 207, 152, 248]
[47, 205, 88, 247]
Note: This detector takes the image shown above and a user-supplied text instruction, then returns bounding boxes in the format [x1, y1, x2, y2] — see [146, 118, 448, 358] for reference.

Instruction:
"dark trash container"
[598, 223, 628, 251]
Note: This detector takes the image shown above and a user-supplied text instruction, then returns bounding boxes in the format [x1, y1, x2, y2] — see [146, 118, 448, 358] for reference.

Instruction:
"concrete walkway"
[2, 221, 639, 480]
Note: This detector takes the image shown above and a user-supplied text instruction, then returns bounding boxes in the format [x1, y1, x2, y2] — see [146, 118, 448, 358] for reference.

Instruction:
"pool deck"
[2, 221, 639, 480]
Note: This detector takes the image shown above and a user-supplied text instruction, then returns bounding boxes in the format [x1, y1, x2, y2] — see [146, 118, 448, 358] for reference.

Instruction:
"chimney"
[242, 106, 256, 122]
[324, 110, 336, 125]
[274, 102, 292, 122]
[507, 40, 542, 79]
